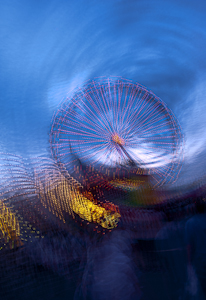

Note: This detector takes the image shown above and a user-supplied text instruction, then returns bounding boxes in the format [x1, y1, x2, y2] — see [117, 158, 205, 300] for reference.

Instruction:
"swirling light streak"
[34, 157, 121, 230]
[0, 200, 22, 250]
[0, 154, 47, 248]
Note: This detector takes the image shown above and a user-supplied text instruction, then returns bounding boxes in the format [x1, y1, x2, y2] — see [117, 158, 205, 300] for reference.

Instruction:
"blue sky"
[0, 0, 206, 186]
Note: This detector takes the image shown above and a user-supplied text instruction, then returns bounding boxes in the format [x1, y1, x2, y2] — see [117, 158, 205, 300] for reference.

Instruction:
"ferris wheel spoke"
[92, 85, 115, 133]
[137, 103, 164, 127]
[127, 109, 162, 135]
[121, 87, 136, 124]
[74, 144, 114, 163]
[115, 81, 123, 130]
[85, 89, 114, 132]
[130, 93, 150, 123]
[119, 84, 132, 128]
[92, 82, 111, 118]
[62, 116, 110, 136]
[132, 103, 165, 131]
[138, 127, 177, 137]
[77, 96, 111, 132]
[138, 112, 169, 130]
[122, 89, 145, 125]
[134, 120, 172, 135]
[59, 124, 109, 139]
[116, 82, 123, 129]
[69, 98, 113, 135]
[58, 125, 106, 137]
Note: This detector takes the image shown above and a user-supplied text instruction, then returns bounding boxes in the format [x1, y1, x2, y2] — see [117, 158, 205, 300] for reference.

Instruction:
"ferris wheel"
[50, 77, 183, 187]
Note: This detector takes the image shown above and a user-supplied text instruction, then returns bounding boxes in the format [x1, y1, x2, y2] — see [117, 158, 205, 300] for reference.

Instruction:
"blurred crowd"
[1, 195, 206, 300]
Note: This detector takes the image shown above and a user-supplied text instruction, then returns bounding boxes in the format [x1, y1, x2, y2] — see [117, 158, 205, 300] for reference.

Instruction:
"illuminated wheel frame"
[50, 77, 183, 187]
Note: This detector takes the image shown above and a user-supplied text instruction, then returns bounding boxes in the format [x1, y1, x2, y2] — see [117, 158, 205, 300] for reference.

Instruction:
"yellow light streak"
[0, 201, 22, 249]
[36, 172, 120, 230]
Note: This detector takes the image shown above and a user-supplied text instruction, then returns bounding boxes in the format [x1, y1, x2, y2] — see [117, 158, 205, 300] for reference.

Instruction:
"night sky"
[1, 0, 206, 186]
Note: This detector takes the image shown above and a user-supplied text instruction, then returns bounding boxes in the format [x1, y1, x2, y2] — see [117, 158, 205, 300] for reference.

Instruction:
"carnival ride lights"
[0, 154, 45, 249]
[109, 178, 145, 192]
[0, 201, 22, 249]
[39, 178, 120, 229]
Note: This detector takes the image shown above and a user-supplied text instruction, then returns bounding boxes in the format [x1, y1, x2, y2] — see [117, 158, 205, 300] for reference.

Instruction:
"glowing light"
[110, 178, 145, 191]
[0, 201, 22, 249]
[111, 133, 125, 146]
[35, 161, 121, 230]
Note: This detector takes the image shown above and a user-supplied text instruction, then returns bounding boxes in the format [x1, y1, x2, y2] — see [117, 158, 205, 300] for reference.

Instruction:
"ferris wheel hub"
[111, 133, 125, 146]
